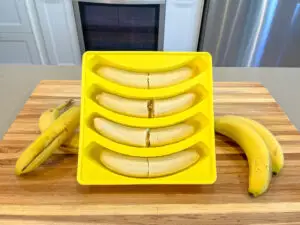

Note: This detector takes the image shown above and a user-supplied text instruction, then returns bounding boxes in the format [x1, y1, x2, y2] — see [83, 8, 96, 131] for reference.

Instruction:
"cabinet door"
[0, 0, 31, 32]
[34, 0, 81, 65]
[0, 33, 41, 64]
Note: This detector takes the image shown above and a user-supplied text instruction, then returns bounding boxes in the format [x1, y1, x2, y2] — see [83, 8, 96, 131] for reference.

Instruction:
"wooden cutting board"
[0, 80, 300, 225]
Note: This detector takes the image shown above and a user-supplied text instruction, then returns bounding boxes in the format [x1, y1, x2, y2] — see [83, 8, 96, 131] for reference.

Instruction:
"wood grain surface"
[0, 80, 300, 224]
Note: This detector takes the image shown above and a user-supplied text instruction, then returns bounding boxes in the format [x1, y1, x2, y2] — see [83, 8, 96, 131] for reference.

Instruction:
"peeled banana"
[215, 116, 272, 197]
[38, 100, 79, 154]
[97, 66, 192, 88]
[94, 117, 148, 147]
[15, 106, 80, 175]
[97, 66, 148, 88]
[149, 123, 194, 147]
[99, 148, 200, 178]
[94, 117, 195, 147]
[96, 93, 149, 117]
[99, 150, 148, 177]
[148, 148, 200, 177]
[96, 92, 196, 118]
[148, 67, 192, 88]
[153, 93, 196, 117]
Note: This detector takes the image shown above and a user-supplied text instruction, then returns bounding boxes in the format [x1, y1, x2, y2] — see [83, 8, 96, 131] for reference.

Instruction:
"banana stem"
[57, 99, 74, 114]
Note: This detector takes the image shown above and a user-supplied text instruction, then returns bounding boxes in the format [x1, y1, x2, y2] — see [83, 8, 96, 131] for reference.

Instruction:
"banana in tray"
[77, 51, 216, 185]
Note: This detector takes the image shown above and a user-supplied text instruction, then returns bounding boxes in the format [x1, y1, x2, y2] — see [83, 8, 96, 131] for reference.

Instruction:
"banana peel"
[15, 106, 80, 175]
[39, 99, 79, 154]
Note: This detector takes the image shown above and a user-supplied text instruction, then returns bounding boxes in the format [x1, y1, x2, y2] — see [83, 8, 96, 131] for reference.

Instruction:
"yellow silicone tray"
[77, 51, 216, 185]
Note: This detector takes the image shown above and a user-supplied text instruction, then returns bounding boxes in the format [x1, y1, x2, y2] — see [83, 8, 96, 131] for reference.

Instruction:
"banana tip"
[15, 168, 23, 176]
[248, 192, 256, 198]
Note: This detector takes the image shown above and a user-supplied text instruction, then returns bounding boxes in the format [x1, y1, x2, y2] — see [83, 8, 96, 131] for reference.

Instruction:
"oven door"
[72, 0, 165, 53]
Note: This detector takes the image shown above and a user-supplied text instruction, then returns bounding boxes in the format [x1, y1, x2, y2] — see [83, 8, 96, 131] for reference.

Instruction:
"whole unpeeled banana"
[38, 100, 79, 154]
[215, 116, 272, 197]
[215, 115, 284, 197]
[230, 116, 284, 175]
[15, 106, 80, 175]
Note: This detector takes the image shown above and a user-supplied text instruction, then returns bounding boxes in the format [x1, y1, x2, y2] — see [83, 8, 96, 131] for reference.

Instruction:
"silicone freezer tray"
[77, 51, 216, 185]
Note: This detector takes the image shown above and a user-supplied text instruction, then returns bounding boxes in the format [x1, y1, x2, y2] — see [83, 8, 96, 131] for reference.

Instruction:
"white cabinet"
[34, 0, 81, 65]
[0, 0, 41, 64]
[0, 33, 41, 64]
[0, 0, 32, 32]
[0, 0, 81, 65]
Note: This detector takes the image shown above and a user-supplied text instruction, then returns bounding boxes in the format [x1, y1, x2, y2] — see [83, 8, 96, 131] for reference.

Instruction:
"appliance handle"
[72, 0, 165, 4]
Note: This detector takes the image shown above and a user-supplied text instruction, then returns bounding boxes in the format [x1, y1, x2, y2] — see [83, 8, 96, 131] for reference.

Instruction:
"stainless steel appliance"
[72, 0, 204, 52]
[198, 0, 300, 67]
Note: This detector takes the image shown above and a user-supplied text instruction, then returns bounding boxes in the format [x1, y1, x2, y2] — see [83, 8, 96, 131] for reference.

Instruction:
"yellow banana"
[215, 116, 272, 197]
[59, 133, 80, 154]
[221, 115, 284, 175]
[39, 99, 79, 154]
[15, 106, 80, 175]
[38, 99, 74, 132]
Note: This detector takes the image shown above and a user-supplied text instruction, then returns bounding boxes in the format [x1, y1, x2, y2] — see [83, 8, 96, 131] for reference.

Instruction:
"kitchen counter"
[0, 65, 300, 138]
[1, 74, 300, 224]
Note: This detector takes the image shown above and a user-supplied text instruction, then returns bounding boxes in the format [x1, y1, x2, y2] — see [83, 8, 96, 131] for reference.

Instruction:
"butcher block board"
[1, 80, 300, 225]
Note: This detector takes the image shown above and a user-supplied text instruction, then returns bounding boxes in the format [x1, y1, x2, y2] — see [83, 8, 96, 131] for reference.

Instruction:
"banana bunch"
[15, 100, 80, 175]
[215, 115, 284, 197]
